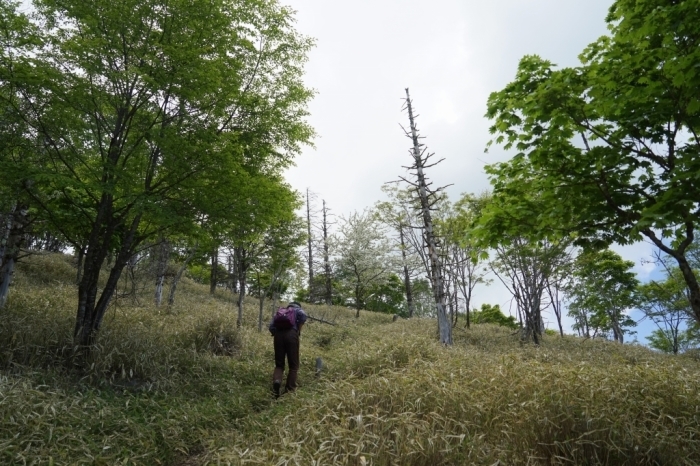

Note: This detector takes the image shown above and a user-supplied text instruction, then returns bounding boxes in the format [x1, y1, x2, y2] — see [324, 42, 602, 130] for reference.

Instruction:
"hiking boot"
[272, 380, 281, 398]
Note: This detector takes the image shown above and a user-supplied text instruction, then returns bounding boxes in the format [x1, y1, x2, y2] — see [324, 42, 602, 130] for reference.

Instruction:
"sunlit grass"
[1, 253, 699, 465]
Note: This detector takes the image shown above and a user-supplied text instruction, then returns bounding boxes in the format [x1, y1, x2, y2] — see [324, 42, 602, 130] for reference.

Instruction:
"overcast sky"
[283, 0, 660, 338]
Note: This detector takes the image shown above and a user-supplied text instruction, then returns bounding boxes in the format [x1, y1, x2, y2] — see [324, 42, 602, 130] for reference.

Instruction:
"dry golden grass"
[1, 253, 699, 465]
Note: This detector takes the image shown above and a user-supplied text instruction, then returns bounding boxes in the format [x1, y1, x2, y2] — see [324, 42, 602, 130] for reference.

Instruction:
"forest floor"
[1, 253, 700, 465]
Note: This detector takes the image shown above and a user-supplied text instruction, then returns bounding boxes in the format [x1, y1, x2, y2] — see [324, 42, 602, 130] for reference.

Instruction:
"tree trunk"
[643, 228, 700, 326]
[452, 274, 459, 326]
[0, 257, 15, 309]
[209, 248, 218, 295]
[74, 209, 142, 347]
[463, 273, 472, 329]
[306, 188, 314, 301]
[0, 203, 27, 309]
[236, 248, 247, 328]
[609, 309, 623, 343]
[547, 279, 564, 337]
[322, 199, 332, 305]
[257, 271, 265, 332]
[230, 250, 239, 294]
[399, 225, 415, 318]
[405, 89, 452, 345]
[167, 243, 198, 307]
[675, 254, 700, 324]
[154, 239, 170, 307]
[75, 245, 85, 285]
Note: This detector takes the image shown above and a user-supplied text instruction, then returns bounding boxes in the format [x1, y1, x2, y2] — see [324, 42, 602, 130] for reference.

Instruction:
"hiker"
[269, 301, 307, 397]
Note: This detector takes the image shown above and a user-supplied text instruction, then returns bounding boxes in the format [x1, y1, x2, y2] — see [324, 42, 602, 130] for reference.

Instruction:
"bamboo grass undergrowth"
[1, 253, 699, 465]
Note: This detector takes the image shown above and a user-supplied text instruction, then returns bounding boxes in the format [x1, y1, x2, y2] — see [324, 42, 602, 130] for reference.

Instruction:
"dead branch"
[306, 314, 337, 326]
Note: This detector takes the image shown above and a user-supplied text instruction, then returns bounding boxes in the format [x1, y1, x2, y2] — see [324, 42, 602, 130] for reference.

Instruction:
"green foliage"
[639, 266, 700, 354]
[293, 273, 346, 306]
[0, 0, 314, 343]
[365, 274, 406, 316]
[247, 214, 306, 300]
[471, 303, 518, 329]
[187, 263, 211, 285]
[646, 327, 700, 354]
[485, 0, 700, 324]
[566, 249, 638, 342]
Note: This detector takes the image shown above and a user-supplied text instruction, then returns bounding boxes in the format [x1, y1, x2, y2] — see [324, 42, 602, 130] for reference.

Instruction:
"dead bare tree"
[306, 188, 316, 301]
[399, 88, 452, 345]
[321, 199, 334, 305]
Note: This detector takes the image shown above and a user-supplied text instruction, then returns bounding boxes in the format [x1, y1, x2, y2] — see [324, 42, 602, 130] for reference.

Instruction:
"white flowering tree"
[334, 210, 398, 317]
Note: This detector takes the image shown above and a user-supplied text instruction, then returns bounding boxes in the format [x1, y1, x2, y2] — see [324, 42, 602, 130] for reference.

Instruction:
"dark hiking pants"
[273, 329, 300, 391]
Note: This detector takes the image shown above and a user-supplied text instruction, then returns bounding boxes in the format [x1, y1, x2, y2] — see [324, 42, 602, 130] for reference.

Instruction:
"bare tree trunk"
[236, 247, 248, 328]
[452, 275, 459, 327]
[546, 279, 564, 337]
[167, 243, 198, 307]
[306, 188, 314, 301]
[257, 270, 265, 332]
[404, 89, 452, 345]
[322, 199, 332, 305]
[154, 238, 170, 306]
[230, 250, 239, 294]
[209, 248, 218, 295]
[399, 224, 415, 318]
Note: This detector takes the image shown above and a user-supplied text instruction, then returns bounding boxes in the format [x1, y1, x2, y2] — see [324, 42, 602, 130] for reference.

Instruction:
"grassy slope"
[1, 253, 699, 465]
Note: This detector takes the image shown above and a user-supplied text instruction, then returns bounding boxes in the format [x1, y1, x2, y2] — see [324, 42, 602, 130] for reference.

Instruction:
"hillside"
[1, 253, 700, 465]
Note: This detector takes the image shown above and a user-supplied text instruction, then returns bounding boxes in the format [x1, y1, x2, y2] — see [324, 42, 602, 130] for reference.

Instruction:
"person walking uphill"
[269, 301, 307, 398]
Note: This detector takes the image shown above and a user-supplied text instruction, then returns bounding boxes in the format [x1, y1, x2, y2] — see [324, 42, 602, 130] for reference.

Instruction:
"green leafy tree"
[224, 178, 302, 327]
[293, 274, 345, 306]
[0, 0, 313, 346]
[485, 0, 700, 326]
[646, 326, 700, 354]
[471, 304, 518, 329]
[438, 193, 491, 328]
[248, 212, 306, 331]
[475, 190, 573, 344]
[638, 246, 700, 354]
[566, 249, 638, 343]
[365, 274, 406, 316]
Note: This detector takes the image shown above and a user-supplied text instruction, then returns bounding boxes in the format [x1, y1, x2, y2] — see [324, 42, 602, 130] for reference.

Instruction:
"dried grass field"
[1, 253, 700, 465]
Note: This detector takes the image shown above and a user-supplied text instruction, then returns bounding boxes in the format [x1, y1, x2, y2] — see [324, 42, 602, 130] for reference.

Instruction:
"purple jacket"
[269, 305, 307, 333]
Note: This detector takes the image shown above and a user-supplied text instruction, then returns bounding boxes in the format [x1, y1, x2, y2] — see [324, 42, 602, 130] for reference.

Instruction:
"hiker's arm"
[297, 322, 304, 333]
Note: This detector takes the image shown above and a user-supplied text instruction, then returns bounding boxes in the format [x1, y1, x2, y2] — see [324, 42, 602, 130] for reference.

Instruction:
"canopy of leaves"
[566, 249, 638, 342]
[471, 304, 518, 329]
